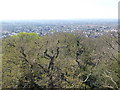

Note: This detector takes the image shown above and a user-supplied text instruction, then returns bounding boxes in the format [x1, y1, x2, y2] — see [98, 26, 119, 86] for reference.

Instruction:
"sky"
[0, 0, 119, 20]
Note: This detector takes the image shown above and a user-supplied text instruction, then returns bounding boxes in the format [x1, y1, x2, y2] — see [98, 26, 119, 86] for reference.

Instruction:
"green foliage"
[2, 32, 120, 89]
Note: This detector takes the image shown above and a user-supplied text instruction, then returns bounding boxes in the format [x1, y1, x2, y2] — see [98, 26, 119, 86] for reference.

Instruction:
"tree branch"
[104, 71, 118, 89]
[38, 64, 48, 73]
[82, 73, 91, 83]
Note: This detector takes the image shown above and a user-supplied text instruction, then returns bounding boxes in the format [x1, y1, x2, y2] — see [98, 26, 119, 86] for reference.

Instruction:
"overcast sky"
[0, 0, 119, 20]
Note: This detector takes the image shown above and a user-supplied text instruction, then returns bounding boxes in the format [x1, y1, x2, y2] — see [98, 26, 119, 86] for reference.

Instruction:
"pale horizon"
[0, 0, 119, 20]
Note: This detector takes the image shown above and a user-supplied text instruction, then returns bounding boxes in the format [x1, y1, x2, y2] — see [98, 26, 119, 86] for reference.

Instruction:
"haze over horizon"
[0, 0, 119, 20]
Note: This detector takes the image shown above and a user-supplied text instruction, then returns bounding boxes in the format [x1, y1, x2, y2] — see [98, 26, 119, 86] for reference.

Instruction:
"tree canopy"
[2, 32, 120, 89]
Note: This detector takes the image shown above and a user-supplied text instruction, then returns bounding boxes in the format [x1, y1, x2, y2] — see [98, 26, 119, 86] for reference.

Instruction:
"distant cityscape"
[1, 19, 118, 38]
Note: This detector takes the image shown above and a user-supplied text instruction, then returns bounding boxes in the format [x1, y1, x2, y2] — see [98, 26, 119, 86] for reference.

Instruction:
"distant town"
[1, 19, 118, 38]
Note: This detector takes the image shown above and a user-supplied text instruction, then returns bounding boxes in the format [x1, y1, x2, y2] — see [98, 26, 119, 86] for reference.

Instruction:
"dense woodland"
[2, 31, 120, 89]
